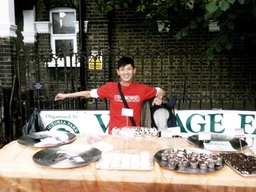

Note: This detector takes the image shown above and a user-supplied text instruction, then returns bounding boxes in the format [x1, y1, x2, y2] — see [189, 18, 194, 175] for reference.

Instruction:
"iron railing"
[1, 47, 255, 146]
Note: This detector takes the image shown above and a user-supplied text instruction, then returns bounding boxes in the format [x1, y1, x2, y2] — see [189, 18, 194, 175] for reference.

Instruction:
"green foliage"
[92, 0, 256, 58]
[72, 0, 78, 6]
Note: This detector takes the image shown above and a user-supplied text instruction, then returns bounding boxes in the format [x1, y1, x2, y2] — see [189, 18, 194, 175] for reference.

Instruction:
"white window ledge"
[21, 31, 36, 43]
[35, 21, 51, 33]
[0, 24, 17, 37]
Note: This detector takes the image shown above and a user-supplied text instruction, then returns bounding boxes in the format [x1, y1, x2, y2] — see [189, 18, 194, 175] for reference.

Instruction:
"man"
[55, 56, 166, 133]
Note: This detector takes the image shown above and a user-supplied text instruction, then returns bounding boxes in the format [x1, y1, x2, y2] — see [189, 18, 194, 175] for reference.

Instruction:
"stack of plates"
[96, 152, 153, 170]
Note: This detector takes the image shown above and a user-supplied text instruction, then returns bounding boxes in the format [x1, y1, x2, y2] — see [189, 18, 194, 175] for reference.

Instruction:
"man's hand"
[55, 93, 67, 101]
[152, 97, 163, 106]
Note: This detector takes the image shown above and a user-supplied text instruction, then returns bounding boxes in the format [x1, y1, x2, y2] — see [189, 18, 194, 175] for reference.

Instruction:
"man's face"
[116, 64, 136, 84]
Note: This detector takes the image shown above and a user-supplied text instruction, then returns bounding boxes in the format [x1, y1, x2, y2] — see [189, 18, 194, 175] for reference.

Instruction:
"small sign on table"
[198, 132, 211, 141]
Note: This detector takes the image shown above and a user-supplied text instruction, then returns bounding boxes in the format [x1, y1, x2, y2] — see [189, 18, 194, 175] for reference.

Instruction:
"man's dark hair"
[117, 56, 135, 69]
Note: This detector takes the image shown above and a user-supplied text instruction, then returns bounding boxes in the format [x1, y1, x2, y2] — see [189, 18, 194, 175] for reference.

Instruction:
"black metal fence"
[1, 47, 255, 146]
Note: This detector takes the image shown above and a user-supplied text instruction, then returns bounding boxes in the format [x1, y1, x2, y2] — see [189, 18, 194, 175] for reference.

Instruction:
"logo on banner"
[45, 119, 80, 133]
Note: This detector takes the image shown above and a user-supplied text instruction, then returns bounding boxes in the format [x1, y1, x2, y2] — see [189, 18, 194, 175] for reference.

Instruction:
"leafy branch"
[91, 0, 256, 58]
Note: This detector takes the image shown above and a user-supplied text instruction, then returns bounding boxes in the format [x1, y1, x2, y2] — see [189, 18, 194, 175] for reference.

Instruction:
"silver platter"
[154, 148, 224, 174]
[17, 131, 76, 147]
[33, 144, 102, 168]
[187, 134, 248, 151]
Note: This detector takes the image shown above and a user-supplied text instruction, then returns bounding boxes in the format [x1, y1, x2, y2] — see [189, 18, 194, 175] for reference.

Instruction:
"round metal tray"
[33, 144, 102, 168]
[154, 148, 224, 174]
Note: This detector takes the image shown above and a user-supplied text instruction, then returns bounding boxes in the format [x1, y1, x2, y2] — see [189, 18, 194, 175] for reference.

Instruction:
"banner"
[175, 110, 256, 137]
[40, 110, 109, 135]
[40, 110, 256, 136]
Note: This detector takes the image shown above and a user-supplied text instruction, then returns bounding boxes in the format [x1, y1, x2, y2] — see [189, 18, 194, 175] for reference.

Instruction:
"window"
[49, 8, 77, 67]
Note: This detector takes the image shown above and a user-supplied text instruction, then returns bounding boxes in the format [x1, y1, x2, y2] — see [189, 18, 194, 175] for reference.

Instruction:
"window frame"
[48, 7, 78, 67]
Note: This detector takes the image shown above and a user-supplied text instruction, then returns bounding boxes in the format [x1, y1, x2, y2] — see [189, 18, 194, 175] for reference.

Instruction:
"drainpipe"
[79, 0, 86, 90]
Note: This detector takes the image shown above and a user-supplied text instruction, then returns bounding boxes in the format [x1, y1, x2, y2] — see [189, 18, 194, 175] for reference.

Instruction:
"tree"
[92, 0, 256, 58]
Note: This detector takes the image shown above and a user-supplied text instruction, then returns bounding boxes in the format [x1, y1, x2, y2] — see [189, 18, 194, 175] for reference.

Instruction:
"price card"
[234, 128, 244, 137]
[203, 141, 236, 151]
[161, 127, 181, 138]
[161, 130, 173, 138]
[198, 132, 211, 141]
[168, 127, 181, 135]
[121, 108, 134, 117]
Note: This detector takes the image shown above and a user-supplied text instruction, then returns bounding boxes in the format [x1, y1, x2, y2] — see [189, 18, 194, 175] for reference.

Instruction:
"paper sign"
[121, 108, 134, 117]
[161, 127, 182, 138]
[198, 132, 211, 141]
[203, 141, 236, 151]
[161, 130, 174, 138]
[167, 127, 181, 136]
[234, 128, 244, 137]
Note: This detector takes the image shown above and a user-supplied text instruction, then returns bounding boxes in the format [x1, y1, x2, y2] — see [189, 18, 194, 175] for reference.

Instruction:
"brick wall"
[0, 37, 16, 88]
[17, 0, 256, 109]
